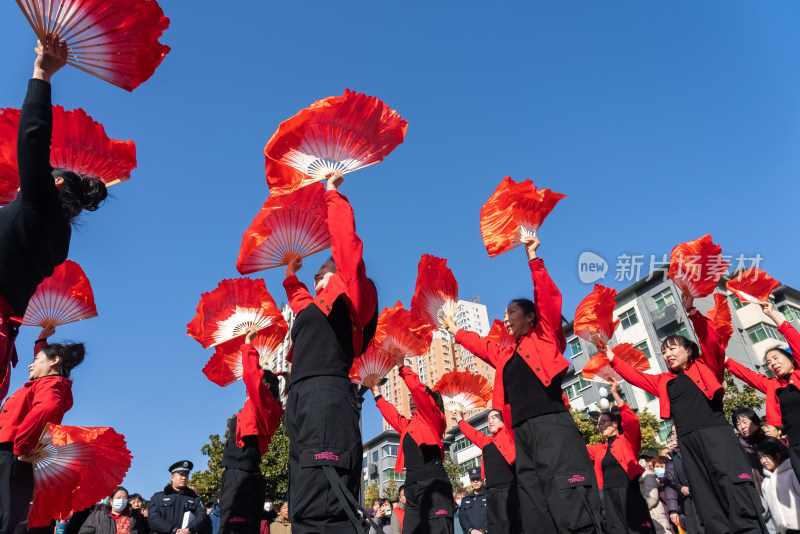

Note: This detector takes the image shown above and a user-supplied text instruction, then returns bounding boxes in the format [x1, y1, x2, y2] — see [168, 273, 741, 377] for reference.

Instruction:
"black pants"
[286, 376, 362, 534]
[0, 449, 33, 534]
[487, 483, 522, 534]
[678, 425, 767, 534]
[514, 411, 603, 534]
[403, 476, 454, 534]
[219, 467, 263, 534]
[602, 477, 655, 534]
[788, 442, 800, 488]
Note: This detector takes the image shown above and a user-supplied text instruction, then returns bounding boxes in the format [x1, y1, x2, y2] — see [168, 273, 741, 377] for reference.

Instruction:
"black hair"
[129, 493, 142, 501]
[110, 486, 128, 499]
[765, 345, 796, 369]
[264, 493, 275, 501]
[732, 407, 761, 429]
[397, 484, 406, 496]
[757, 437, 789, 461]
[508, 299, 538, 328]
[378, 498, 391, 506]
[52, 168, 108, 220]
[488, 408, 504, 422]
[41, 341, 85, 378]
[660, 335, 700, 364]
[142, 501, 151, 511]
[426, 386, 445, 414]
[262, 370, 288, 404]
[599, 409, 624, 435]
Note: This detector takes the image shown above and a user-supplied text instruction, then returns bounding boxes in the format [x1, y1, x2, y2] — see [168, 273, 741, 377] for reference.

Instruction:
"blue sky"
[1, 0, 799, 498]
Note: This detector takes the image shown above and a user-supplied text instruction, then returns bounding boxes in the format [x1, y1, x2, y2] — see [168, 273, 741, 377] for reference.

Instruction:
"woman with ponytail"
[0, 37, 107, 400]
[0, 325, 85, 534]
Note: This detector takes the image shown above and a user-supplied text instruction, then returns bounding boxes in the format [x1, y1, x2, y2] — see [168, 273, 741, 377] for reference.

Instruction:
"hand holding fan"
[410, 255, 458, 328]
[22, 260, 97, 327]
[374, 301, 435, 359]
[433, 370, 493, 413]
[352, 344, 396, 388]
[726, 267, 780, 304]
[487, 319, 515, 347]
[187, 278, 286, 348]
[573, 284, 619, 348]
[706, 293, 733, 350]
[582, 343, 650, 385]
[202, 326, 289, 387]
[668, 235, 729, 298]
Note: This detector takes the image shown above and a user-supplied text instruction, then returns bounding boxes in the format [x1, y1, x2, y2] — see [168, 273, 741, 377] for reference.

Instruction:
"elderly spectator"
[269, 502, 291, 534]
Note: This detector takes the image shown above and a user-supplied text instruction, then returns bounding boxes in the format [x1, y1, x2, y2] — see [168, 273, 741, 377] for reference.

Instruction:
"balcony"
[650, 304, 679, 330]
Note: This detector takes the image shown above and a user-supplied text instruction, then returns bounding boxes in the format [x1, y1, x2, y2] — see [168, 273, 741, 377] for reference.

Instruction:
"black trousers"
[487, 483, 522, 534]
[0, 449, 33, 534]
[678, 425, 767, 534]
[286, 376, 362, 534]
[514, 411, 604, 534]
[403, 476, 454, 534]
[219, 467, 263, 534]
[788, 442, 800, 488]
[602, 477, 655, 534]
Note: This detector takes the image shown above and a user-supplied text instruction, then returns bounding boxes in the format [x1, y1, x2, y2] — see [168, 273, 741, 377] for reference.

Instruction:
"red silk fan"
[264, 157, 316, 197]
[187, 278, 286, 349]
[433, 370, 493, 412]
[582, 343, 650, 384]
[15, 0, 170, 91]
[264, 89, 407, 186]
[479, 176, 566, 257]
[236, 183, 330, 274]
[573, 285, 619, 347]
[374, 301, 435, 359]
[0, 106, 136, 205]
[202, 326, 289, 387]
[487, 319, 515, 347]
[706, 293, 733, 350]
[28, 424, 131, 527]
[410, 255, 458, 328]
[668, 235, 729, 298]
[352, 344, 396, 388]
[22, 260, 97, 327]
[726, 267, 781, 304]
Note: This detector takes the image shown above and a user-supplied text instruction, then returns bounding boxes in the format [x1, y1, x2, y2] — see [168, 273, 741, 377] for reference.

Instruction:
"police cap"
[169, 460, 193, 474]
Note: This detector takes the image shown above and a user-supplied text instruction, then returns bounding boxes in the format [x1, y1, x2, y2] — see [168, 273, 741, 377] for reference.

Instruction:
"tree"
[383, 478, 398, 501]
[723, 369, 766, 423]
[191, 430, 225, 503]
[443, 453, 463, 491]
[637, 408, 663, 452]
[571, 410, 603, 445]
[364, 482, 380, 505]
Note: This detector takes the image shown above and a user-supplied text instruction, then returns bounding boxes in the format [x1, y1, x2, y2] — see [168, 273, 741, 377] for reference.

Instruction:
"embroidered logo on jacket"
[435, 510, 449, 515]
[315, 452, 339, 461]
[568, 475, 586, 483]
[738, 473, 752, 480]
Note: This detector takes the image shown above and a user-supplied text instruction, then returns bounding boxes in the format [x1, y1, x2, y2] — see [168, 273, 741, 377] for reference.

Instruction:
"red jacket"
[611, 312, 724, 420]
[283, 190, 377, 362]
[376, 366, 446, 473]
[454, 259, 568, 427]
[586, 402, 645, 489]
[457, 419, 515, 480]
[725, 322, 800, 429]
[236, 344, 283, 455]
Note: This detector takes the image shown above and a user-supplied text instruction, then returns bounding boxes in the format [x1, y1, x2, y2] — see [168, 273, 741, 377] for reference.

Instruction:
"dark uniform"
[149, 461, 208, 534]
[458, 469, 487, 534]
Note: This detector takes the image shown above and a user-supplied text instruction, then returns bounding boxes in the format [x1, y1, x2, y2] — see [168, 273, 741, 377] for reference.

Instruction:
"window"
[658, 420, 674, 441]
[382, 468, 405, 481]
[458, 457, 481, 474]
[569, 338, 583, 359]
[644, 392, 657, 402]
[578, 377, 592, 390]
[730, 294, 744, 310]
[362, 457, 367, 468]
[652, 289, 676, 310]
[633, 341, 651, 359]
[663, 323, 689, 339]
[563, 382, 580, 400]
[746, 323, 785, 344]
[454, 436, 474, 452]
[372, 451, 378, 463]
[782, 305, 800, 322]
[619, 309, 639, 330]
[382, 444, 398, 457]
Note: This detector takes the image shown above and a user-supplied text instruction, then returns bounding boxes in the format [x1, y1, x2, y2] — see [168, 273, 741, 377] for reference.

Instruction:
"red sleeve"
[399, 366, 443, 433]
[457, 420, 491, 449]
[610, 355, 660, 397]
[689, 311, 724, 381]
[376, 396, 408, 434]
[454, 329, 501, 368]
[530, 259, 567, 353]
[725, 358, 772, 394]
[586, 443, 602, 461]
[14, 381, 66, 455]
[241, 344, 266, 411]
[618, 402, 642, 459]
[283, 275, 313, 315]
[779, 322, 800, 357]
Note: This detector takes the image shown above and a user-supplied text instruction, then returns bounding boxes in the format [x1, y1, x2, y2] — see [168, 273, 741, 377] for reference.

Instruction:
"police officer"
[149, 461, 208, 534]
[459, 468, 488, 534]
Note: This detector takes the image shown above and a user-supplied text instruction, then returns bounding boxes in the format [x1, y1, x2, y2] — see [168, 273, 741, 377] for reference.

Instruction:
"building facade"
[362, 430, 402, 500]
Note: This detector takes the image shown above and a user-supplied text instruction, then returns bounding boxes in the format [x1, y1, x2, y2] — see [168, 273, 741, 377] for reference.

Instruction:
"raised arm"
[687, 308, 724, 380]
[531, 259, 566, 352]
[241, 330, 267, 410]
[399, 364, 443, 433]
[618, 402, 642, 458]
[456, 417, 491, 449]
[724, 358, 771, 394]
[373, 386, 409, 434]
[608, 348, 660, 397]
[283, 273, 314, 315]
[450, 327, 501, 368]
[764, 302, 800, 356]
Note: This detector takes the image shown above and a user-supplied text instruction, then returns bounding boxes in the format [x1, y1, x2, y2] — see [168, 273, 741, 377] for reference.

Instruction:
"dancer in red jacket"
[454, 408, 521, 533]
[607, 293, 767, 534]
[219, 328, 285, 534]
[282, 171, 379, 534]
[442, 235, 602, 534]
[0, 326, 84, 534]
[373, 358, 454, 534]
[586, 378, 654, 533]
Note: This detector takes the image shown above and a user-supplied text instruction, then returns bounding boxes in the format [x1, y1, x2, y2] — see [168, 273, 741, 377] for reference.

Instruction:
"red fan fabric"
[581, 353, 622, 384]
[187, 278, 286, 348]
[264, 89, 407, 186]
[264, 157, 314, 197]
[479, 176, 566, 257]
[433, 370, 493, 412]
[410, 255, 458, 327]
[668, 235, 729, 298]
[726, 267, 781, 304]
[236, 183, 330, 274]
[374, 301, 435, 359]
[15, 0, 170, 91]
[573, 284, 619, 346]
[0, 106, 136, 205]
[22, 260, 97, 327]
[706, 293, 733, 350]
[28, 424, 131, 527]
[487, 319, 515, 347]
[202, 327, 288, 387]
[352, 344, 396, 387]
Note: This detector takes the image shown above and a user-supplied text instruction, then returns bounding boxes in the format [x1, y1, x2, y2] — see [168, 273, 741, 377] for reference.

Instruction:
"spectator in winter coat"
[79, 487, 144, 534]
[369, 500, 393, 534]
[453, 489, 467, 534]
[640, 464, 671, 534]
[759, 439, 800, 534]
[734, 407, 770, 492]
[269, 502, 290, 534]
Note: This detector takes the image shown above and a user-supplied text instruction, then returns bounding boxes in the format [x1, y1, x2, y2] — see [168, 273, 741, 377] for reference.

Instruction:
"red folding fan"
[706, 293, 733, 350]
[236, 183, 330, 274]
[726, 267, 781, 304]
[582, 343, 650, 384]
[487, 319, 515, 347]
[410, 255, 458, 328]
[28, 424, 131, 527]
[202, 326, 289, 387]
[374, 301, 435, 359]
[351, 344, 396, 388]
[668, 235, 729, 298]
[15, 0, 170, 91]
[0, 106, 136, 205]
[22, 260, 97, 327]
[480, 176, 566, 257]
[264, 157, 316, 197]
[573, 284, 619, 347]
[187, 278, 286, 348]
[264, 89, 407, 186]
[433, 370, 493, 412]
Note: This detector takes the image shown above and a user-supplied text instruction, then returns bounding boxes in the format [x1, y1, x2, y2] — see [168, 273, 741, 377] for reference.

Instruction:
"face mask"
[455, 499, 462, 507]
[654, 467, 665, 478]
[112, 499, 128, 512]
[264, 502, 273, 512]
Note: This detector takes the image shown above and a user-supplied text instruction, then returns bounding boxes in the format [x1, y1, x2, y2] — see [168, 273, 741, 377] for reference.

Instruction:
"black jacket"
[148, 485, 207, 534]
[78, 508, 143, 534]
[458, 489, 487, 533]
